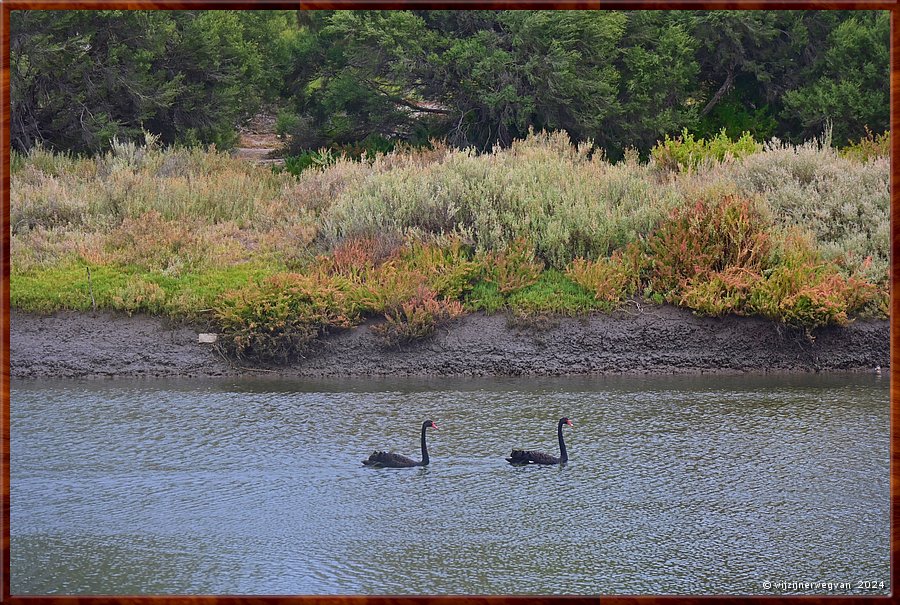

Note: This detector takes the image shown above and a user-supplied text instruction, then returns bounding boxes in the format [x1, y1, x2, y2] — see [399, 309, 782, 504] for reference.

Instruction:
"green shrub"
[357, 264, 427, 314]
[651, 128, 761, 172]
[483, 238, 544, 294]
[400, 238, 484, 300]
[278, 149, 337, 176]
[275, 110, 301, 139]
[841, 128, 890, 162]
[215, 273, 366, 362]
[332, 134, 397, 159]
[566, 243, 642, 305]
[279, 136, 412, 177]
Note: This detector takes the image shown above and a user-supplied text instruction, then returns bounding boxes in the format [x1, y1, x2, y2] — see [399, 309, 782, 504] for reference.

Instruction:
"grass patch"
[506, 270, 601, 316]
[465, 281, 506, 313]
[465, 270, 602, 315]
[12, 263, 134, 313]
[12, 262, 278, 317]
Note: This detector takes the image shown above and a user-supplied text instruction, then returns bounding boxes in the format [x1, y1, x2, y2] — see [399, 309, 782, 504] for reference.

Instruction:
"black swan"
[507, 417, 573, 465]
[363, 420, 438, 468]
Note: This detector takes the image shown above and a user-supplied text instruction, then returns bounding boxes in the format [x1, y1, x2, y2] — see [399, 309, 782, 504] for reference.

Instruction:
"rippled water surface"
[12, 374, 890, 595]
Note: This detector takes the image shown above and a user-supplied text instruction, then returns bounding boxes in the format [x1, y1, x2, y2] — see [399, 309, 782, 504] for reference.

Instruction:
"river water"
[11, 373, 890, 595]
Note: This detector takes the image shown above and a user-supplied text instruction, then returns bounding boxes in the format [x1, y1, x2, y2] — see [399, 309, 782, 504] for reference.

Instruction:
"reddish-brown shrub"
[644, 196, 771, 298]
[372, 285, 465, 346]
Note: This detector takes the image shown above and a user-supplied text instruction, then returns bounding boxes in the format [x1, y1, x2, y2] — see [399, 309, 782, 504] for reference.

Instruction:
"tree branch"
[700, 69, 735, 118]
[393, 97, 452, 115]
[364, 78, 453, 115]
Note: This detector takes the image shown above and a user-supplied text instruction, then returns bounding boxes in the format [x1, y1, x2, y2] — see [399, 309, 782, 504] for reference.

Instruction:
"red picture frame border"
[0, 1, 895, 603]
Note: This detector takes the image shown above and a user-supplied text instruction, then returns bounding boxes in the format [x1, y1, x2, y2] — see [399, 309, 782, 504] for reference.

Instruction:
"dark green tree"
[282, 10, 701, 155]
[11, 11, 175, 151]
[782, 11, 889, 144]
[11, 9, 889, 156]
[612, 11, 700, 152]
[143, 10, 264, 148]
[10, 10, 264, 153]
[279, 10, 437, 150]
[235, 10, 301, 103]
[684, 11, 800, 140]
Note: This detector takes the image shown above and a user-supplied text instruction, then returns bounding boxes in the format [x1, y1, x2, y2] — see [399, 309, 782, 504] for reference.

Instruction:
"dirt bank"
[9, 305, 888, 380]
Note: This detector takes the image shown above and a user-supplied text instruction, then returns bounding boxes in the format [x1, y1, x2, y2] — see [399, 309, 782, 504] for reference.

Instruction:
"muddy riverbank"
[9, 306, 889, 379]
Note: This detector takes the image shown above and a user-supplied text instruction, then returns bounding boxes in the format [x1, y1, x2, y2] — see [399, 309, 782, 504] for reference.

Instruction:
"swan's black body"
[507, 417, 573, 465]
[363, 420, 437, 468]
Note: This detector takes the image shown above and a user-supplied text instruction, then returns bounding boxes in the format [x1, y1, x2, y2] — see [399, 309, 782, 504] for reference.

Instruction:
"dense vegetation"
[10, 130, 889, 360]
[11, 10, 889, 157]
[9, 9, 890, 362]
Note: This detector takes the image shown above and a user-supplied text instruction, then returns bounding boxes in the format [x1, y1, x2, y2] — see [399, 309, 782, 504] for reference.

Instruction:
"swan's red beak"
[431, 423, 439, 430]
[566, 419, 574, 427]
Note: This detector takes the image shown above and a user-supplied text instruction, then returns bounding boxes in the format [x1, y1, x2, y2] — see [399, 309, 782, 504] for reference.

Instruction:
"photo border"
[0, 0, 895, 602]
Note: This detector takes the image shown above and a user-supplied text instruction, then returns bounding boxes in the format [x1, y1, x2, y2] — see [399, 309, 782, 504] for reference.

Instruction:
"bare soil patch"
[10, 307, 888, 379]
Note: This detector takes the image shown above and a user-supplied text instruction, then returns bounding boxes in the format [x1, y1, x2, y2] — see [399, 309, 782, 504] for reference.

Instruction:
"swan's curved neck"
[558, 421, 568, 463]
[420, 424, 430, 465]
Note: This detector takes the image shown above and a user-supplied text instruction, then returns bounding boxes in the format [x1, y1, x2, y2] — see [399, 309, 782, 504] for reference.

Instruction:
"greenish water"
[11, 373, 890, 595]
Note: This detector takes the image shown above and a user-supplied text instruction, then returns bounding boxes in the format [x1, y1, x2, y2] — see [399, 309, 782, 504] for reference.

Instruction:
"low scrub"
[731, 137, 889, 283]
[678, 267, 760, 318]
[841, 128, 890, 162]
[9, 130, 889, 364]
[214, 273, 368, 363]
[651, 129, 761, 172]
[666, 223, 882, 329]
[399, 238, 484, 300]
[372, 285, 465, 347]
[483, 238, 544, 294]
[566, 243, 641, 305]
[321, 130, 679, 268]
[565, 196, 883, 330]
[317, 235, 401, 278]
[746, 233, 881, 329]
[11, 138, 304, 233]
[643, 195, 772, 299]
